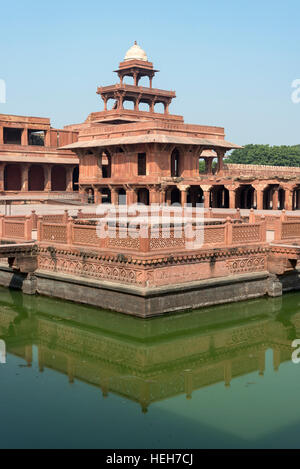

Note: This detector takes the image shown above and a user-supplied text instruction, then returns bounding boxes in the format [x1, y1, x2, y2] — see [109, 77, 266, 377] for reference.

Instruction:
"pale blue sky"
[0, 0, 299, 146]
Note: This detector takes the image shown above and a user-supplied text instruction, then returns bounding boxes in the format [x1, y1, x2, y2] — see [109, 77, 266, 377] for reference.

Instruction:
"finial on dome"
[124, 42, 148, 62]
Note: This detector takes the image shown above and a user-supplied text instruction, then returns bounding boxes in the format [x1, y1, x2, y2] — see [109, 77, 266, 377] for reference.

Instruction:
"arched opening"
[4, 164, 21, 191]
[102, 151, 111, 179]
[107, 98, 117, 111]
[138, 102, 150, 112]
[137, 76, 149, 87]
[263, 185, 284, 210]
[28, 165, 44, 191]
[236, 185, 256, 209]
[51, 165, 66, 191]
[187, 186, 204, 207]
[171, 187, 181, 205]
[122, 75, 135, 85]
[263, 186, 273, 210]
[210, 185, 229, 208]
[73, 166, 79, 191]
[118, 188, 127, 205]
[101, 188, 111, 204]
[171, 148, 181, 178]
[154, 102, 164, 114]
[122, 100, 135, 110]
[137, 188, 149, 205]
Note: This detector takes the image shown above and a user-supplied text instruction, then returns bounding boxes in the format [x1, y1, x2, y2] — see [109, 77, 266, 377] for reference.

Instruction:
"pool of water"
[0, 287, 300, 449]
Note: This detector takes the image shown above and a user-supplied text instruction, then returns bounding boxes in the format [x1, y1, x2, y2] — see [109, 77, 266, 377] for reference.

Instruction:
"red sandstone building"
[2, 42, 300, 210]
[0, 114, 79, 196]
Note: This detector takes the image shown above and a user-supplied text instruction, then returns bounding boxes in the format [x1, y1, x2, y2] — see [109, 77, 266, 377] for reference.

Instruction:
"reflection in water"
[0, 288, 296, 417]
[2, 288, 300, 448]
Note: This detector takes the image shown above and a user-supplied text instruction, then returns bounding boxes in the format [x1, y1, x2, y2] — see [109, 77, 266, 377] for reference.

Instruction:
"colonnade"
[0, 163, 78, 192]
[81, 183, 300, 211]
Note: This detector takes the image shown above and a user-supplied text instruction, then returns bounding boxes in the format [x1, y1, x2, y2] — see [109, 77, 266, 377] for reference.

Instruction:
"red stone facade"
[58, 43, 300, 211]
[0, 114, 79, 196]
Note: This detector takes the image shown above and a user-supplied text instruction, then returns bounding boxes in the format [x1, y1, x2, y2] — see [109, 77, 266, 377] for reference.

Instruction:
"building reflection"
[0, 289, 297, 413]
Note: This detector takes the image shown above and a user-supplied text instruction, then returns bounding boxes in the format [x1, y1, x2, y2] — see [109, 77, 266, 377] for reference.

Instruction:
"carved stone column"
[111, 187, 119, 206]
[255, 187, 264, 210]
[285, 189, 293, 211]
[66, 166, 74, 192]
[178, 185, 190, 207]
[272, 188, 279, 210]
[21, 165, 29, 191]
[216, 149, 225, 174]
[203, 189, 211, 209]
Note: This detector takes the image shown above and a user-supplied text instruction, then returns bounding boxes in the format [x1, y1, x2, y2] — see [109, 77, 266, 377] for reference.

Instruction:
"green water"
[1, 288, 300, 449]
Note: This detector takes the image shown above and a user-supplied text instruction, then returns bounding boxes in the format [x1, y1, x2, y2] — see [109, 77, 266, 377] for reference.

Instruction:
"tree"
[226, 144, 300, 167]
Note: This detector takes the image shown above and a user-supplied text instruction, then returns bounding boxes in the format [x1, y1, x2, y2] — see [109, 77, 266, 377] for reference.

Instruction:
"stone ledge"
[34, 268, 270, 298]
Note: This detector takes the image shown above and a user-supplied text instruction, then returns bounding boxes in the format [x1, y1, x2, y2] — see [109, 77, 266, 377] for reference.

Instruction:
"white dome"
[124, 41, 148, 62]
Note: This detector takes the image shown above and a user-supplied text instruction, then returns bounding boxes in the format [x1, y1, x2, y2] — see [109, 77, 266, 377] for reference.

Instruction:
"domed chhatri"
[124, 41, 148, 62]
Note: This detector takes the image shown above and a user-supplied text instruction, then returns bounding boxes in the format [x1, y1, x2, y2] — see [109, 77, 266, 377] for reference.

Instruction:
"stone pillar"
[272, 189, 279, 210]
[94, 189, 102, 205]
[44, 165, 52, 192]
[21, 165, 29, 191]
[179, 186, 190, 207]
[21, 128, 28, 146]
[228, 190, 236, 209]
[216, 149, 225, 174]
[285, 189, 293, 211]
[0, 126, 3, 145]
[66, 166, 73, 192]
[203, 190, 211, 209]
[149, 188, 160, 205]
[111, 188, 118, 206]
[0, 163, 4, 192]
[103, 97, 108, 111]
[44, 130, 51, 147]
[256, 189, 264, 210]
[160, 189, 166, 205]
[127, 189, 137, 206]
